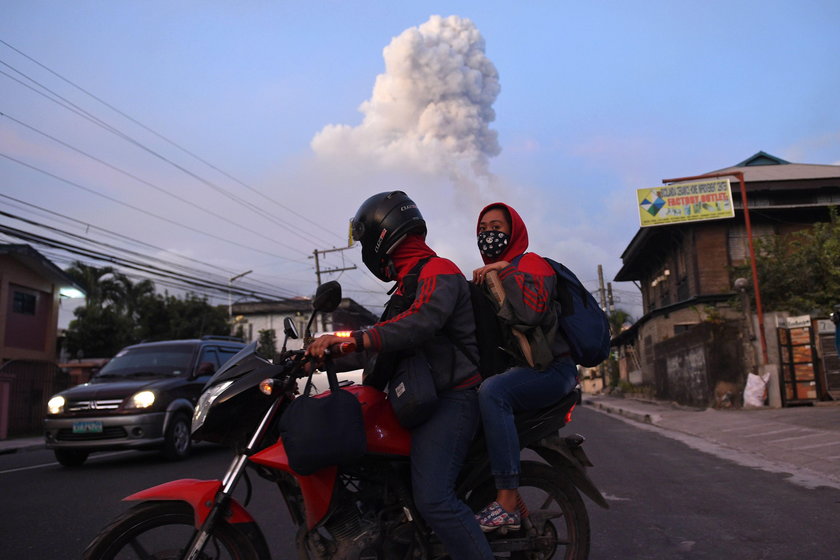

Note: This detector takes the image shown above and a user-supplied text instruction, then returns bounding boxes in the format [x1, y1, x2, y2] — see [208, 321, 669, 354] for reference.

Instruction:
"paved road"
[2, 403, 839, 559]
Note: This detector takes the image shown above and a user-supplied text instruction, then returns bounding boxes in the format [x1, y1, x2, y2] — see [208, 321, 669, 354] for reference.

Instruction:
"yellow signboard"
[636, 179, 734, 227]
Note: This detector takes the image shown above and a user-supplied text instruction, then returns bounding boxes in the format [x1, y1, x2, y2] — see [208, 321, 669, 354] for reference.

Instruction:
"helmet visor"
[349, 218, 364, 244]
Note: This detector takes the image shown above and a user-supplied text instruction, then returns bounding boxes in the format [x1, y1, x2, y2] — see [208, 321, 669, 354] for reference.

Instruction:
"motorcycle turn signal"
[259, 378, 279, 396]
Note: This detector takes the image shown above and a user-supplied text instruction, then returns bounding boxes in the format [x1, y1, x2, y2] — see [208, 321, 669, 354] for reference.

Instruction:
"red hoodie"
[476, 203, 570, 367]
[363, 234, 482, 391]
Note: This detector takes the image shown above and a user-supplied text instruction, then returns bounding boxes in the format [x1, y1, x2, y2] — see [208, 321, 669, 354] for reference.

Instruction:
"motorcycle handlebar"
[324, 341, 357, 356]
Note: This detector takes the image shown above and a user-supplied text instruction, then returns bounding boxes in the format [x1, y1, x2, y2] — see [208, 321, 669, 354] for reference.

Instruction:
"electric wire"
[0, 151, 308, 261]
[0, 112, 313, 255]
[0, 39, 343, 244]
[0, 208, 297, 297]
[0, 221, 288, 301]
[0, 59, 335, 248]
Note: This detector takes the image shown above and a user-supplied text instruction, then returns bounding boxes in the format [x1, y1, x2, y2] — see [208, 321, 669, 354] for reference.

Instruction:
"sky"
[2, 1, 839, 328]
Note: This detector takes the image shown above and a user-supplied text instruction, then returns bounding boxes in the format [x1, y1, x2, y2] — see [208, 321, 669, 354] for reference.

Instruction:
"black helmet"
[351, 191, 426, 281]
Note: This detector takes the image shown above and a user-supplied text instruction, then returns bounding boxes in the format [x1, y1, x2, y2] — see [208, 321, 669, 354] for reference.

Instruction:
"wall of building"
[0, 255, 60, 362]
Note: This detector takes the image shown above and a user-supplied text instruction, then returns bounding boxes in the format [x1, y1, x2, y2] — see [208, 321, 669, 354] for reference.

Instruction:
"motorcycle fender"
[532, 435, 610, 509]
[124, 479, 257, 527]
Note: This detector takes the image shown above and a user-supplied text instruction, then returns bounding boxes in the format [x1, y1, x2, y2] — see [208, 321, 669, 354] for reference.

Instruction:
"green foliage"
[608, 308, 633, 336]
[63, 261, 230, 358]
[65, 305, 133, 358]
[257, 329, 278, 361]
[734, 208, 840, 315]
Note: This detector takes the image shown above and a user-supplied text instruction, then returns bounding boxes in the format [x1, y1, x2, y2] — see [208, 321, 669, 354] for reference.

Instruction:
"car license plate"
[72, 421, 103, 434]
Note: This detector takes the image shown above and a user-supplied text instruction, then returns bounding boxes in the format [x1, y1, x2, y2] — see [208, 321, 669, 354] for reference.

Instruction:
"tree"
[63, 263, 231, 357]
[604, 308, 633, 388]
[64, 262, 122, 309]
[257, 329, 278, 361]
[64, 305, 133, 358]
[735, 208, 840, 315]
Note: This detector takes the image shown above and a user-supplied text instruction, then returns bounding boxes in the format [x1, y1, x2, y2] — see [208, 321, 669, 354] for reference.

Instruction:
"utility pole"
[597, 265, 608, 388]
[228, 269, 253, 321]
[310, 246, 357, 332]
[597, 265, 607, 311]
[311, 247, 357, 286]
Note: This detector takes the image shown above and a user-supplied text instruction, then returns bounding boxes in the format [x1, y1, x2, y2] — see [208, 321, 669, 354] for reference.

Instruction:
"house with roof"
[0, 244, 84, 438]
[612, 152, 840, 407]
[231, 296, 378, 350]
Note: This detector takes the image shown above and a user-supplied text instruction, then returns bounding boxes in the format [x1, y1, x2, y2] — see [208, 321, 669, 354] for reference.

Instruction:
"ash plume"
[311, 15, 502, 198]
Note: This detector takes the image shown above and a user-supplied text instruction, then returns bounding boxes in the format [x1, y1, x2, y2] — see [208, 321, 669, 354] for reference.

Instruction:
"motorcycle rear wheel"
[83, 501, 260, 560]
[467, 460, 590, 560]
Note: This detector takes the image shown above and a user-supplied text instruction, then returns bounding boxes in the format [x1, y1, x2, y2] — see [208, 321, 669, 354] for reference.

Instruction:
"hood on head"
[476, 202, 529, 264]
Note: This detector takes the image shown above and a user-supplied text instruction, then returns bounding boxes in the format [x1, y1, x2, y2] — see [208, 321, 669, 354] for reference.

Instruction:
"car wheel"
[55, 449, 89, 467]
[161, 412, 192, 460]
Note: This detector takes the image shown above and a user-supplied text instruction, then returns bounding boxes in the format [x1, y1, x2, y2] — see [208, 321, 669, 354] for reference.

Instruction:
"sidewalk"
[584, 394, 840, 489]
[0, 435, 44, 455]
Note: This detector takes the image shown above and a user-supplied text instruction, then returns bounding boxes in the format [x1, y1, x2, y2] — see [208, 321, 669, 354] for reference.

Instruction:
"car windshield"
[95, 344, 195, 379]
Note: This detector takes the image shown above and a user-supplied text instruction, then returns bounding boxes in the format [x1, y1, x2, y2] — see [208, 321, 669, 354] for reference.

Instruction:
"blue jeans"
[479, 356, 578, 489]
[411, 388, 494, 560]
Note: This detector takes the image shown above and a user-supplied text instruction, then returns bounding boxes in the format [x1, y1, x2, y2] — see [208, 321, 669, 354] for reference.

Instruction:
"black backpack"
[465, 282, 517, 378]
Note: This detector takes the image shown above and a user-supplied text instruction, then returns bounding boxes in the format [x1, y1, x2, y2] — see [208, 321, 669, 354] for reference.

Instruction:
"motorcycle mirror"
[280, 316, 298, 354]
[283, 317, 299, 340]
[313, 281, 342, 313]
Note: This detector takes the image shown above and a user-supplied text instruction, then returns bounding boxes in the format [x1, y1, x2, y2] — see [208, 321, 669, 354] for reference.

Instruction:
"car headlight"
[192, 380, 233, 433]
[47, 395, 65, 415]
[128, 390, 156, 409]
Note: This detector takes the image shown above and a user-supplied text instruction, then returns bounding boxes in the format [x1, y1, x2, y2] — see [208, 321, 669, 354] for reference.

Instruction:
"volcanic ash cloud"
[311, 15, 501, 182]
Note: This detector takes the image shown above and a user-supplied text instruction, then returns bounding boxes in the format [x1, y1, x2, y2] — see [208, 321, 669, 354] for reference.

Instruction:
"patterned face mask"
[477, 230, 510, 259]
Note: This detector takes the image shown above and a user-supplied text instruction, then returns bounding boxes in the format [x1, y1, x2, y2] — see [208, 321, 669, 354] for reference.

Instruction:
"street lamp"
[228, 270, 253, 320]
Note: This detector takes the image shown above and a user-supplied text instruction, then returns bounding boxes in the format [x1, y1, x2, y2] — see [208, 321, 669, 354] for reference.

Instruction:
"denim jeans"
[479, 356, 578, 489]
[411, 387, 494, 560]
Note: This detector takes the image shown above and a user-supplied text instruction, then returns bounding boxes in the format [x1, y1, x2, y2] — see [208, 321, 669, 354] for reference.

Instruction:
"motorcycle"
[84, 281, 608, 560]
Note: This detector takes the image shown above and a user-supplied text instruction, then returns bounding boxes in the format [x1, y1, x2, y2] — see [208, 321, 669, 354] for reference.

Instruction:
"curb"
[584, 398, 662, 425]
[0, 440, 45, 455]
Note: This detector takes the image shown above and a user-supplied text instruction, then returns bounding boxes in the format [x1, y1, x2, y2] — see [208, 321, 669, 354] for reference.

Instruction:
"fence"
[0, 360, 69, 439]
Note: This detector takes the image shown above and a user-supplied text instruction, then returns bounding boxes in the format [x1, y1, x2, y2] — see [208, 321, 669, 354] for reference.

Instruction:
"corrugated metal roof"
[705, 161, 840, 182]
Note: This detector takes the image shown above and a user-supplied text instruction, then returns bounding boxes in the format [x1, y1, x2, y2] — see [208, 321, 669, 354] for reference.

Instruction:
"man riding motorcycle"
[307, 190, 494, 560]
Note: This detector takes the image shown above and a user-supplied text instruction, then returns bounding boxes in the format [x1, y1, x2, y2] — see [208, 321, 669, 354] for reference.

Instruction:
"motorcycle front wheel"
[83, 501, 261, 560]
[467, 460, 590, 560]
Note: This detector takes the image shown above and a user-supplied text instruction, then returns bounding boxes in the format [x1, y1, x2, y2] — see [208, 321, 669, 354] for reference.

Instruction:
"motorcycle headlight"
[192, 380, 233, 433]
[47, 395, 65, 415]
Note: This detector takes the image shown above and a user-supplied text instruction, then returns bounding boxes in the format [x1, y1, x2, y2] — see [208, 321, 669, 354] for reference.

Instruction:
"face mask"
[477, 230, 510, 259]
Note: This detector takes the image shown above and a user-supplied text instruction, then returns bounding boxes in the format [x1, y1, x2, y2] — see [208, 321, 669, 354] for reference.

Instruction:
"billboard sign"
[636, 179, 734, 227]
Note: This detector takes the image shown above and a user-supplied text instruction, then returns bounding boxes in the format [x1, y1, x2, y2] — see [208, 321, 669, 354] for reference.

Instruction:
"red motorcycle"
[84, 281, 608, 560]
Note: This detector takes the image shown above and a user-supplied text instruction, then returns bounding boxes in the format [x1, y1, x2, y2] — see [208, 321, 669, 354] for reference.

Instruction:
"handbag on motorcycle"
[387, 351, 438, 429]
[278, 366, 366, 475]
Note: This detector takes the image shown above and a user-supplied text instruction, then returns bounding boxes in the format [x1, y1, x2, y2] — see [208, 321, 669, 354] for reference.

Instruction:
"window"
[728, 223, 774, 262]
[217, 346, 242, 368]
[674, 324, 697, 335]
[13, 291, 36, 315]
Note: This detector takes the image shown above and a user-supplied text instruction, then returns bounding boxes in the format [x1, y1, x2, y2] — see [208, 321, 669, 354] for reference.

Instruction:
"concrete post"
[765, 363, 782, 408]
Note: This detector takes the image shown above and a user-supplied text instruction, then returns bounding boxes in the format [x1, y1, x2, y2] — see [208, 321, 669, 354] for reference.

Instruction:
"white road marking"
[0, 451, 135, 475]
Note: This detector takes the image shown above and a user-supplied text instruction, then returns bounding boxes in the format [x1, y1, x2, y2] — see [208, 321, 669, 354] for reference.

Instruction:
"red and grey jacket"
[354, 235, 482, 393]
[477, 202, 571, 365]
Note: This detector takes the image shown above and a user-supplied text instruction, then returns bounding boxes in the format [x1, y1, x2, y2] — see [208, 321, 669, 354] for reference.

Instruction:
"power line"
[0, 112, 314, 255]
[0, 39, 343, 245]
[0, 221, 290, 301]
[0, 151, 308, 262]
[0, 55, 335, 248]
[0, 193, 242, 276]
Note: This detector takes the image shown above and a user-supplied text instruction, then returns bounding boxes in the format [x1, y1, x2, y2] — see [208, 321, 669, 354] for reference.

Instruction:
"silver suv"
[44, 337, 244, 466]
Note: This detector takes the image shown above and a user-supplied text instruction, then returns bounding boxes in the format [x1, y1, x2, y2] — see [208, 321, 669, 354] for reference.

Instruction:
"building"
[0, 244, 83, 438]
[613, 152, 840, 407]
[231, 296, 378, 351]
